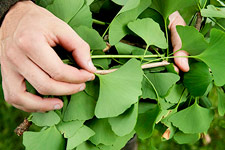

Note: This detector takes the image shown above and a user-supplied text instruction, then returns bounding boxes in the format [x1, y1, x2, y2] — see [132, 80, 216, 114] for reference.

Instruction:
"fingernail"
[54, 104, 61, 110]
[88, 75, 95, 81]
[88, 60, 97, 72]
[79, 84, 85, 91]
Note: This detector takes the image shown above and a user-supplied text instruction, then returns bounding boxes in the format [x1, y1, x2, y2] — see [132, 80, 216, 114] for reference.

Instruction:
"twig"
[96, 61, 170, 75]
[103, 42, 111, 52]
[14, 118, 32, 136]
[195, 12, 202, 31]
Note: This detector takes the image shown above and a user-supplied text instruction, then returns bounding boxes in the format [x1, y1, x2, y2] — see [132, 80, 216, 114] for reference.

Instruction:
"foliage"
[0, 0, 225, 150]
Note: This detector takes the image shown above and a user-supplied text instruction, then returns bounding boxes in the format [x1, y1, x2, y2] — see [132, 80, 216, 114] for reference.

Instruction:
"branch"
[96, 61, 170, 75]
[195, 12, 202, 31]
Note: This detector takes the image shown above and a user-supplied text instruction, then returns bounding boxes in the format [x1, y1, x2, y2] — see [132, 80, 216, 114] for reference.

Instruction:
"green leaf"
[196, 29, 225, 86]
[77, 141, 100, 150]
[169, 102, 214, 134]
[67, 125, 95, 150]
[183, 62, 213, 97]
[108, 103, 138, 136]
[47, 0, 84, 23]
[141, 75, 157, 100]
[89, 119, 118, 145]
[98, 131, 135, 150]
[118, 0, 140, 15]
[92, 51, 110, 70]
[128, 18, 168, 49]
[176, 26, 209, 55]
[85, 79, 100, 100]
[23, 126, 65, 150]
[63, 92, 96, 121]
[115, 42, 145, 55]
[217, 88, 225, 116]
[151, 0, 193, 19]
[174, 131, 200, 144]
[145, 73, 180, 98]
[201, 5, 225, 18]
[112, 0, 128, 5]
[57, 120, 84, 138]
[32, 111, 60, 127]
[86, 0, 94, 5]
[74, 26, 106, 50]
[165, 84, 188, 104]
[135, 104, 161, 140]
[109, 0, 152, 45]
[95, 59, 143, 118]
[69, 4, 93, 28]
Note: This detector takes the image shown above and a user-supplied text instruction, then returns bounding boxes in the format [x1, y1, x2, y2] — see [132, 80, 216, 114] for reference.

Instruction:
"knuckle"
[51, 68, 64, 81]
[82, 42, 90, 51]
[36, 84, 49, 95]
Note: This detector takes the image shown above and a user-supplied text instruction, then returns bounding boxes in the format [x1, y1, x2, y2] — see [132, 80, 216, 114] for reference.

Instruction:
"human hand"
[0, 1, 96, 112]
[168, 11, 190, 73]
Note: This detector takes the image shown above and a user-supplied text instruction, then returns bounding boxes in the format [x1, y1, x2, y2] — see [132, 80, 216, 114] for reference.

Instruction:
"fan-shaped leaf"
[95, 59, 143, 118]
[169, 102, 214, 134]
[128, 18, 167, 48]
[183, 62, 213, 97]
[196, 29, 225, 86]
[32, 111, 60, 127]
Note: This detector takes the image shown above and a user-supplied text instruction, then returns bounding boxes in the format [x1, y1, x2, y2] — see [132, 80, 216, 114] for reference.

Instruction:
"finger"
[169, 11, 189, 72]
[13, 53, 86, 95]
[52, 21, 96, 73]
[23, 40, 95, 84]
[1, 63, 64, 112]
[174, 50, 189, 72]
[19, 92, 64, 112]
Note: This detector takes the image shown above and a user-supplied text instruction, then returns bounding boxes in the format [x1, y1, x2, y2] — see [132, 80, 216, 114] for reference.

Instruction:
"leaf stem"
[95, 61, 170, 75]
[141, 45, 150, 63]
[93, 19, 108, 25]
[164, 19, 169, 58]
[91, 54, 163, 59]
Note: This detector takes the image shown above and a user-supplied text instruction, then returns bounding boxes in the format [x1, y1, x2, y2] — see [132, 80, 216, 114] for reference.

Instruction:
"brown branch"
[195, 12, 202, 31]
[96, 61, 170, 75]
[14, 118, 32, 136]
[103, 42, 111, 52]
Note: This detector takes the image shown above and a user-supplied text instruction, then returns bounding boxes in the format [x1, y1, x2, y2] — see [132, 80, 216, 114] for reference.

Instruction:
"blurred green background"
[0, 99, 224, 150]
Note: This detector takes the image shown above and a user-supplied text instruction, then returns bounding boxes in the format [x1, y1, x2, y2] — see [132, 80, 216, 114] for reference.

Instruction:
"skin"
[0, 1, 189, 112]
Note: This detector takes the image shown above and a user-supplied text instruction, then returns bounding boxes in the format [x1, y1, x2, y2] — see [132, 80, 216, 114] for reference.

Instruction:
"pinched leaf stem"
[91, 54, 164, 59]
[95, 61, 170, 75]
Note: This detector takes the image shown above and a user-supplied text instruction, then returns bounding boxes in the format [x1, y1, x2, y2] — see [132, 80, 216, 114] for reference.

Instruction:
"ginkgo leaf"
[76, 141, 100, 150]
[201, 5, 225, 18]
[47, 0, 84, 23]
[174, 131, 200, 144]
[195, 29, 225, 86]
[63, 92, 96, 121]
[169, 102, 214, 134]
[217, 88, 225, 116]
[135, 105, 161, 140]
[128, 18, 168, 48]
[151, 0, 193, 19]
[66, 125, 95, 150]
[118, 0, 140, 15]
[165, 84, 188, 104]
[32, 111, 60, 127]
[176, 26, 209, 55]
[23, 126, 65, 150]
[74, 26, 106, 50]
[109, 0, 151, 45]
[95, 59, 143, 118]
[57, 120, 84, 138]
[112, 0, 128, 5]
[89, 119, 118, 145]
[69, 3, 93, 28]
[108, 103, 138, 136]
[183, 62, 213, 97]
[144, 73, 180, 98]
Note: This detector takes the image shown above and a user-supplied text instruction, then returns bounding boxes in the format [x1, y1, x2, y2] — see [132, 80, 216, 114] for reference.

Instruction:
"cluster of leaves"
[14, 0, 225, 150]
